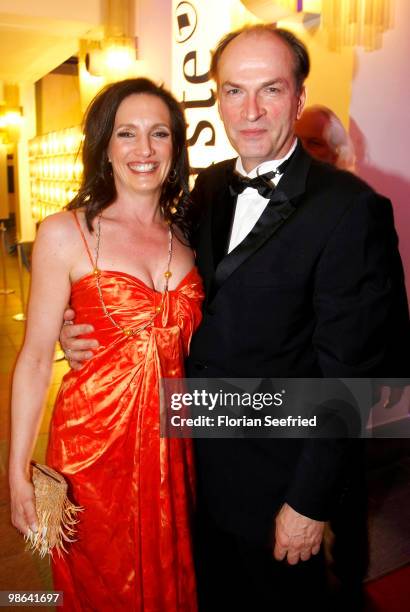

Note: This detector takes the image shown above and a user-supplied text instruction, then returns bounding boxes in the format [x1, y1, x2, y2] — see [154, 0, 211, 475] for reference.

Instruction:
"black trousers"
[194, 509, 332, 612]
[326, 441, 368, 611]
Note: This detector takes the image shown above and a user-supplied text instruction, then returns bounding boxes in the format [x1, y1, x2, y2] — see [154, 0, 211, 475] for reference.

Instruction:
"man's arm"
[312, 193, 409, 379]
[60, 309, 99, 369]
[275, 191, 409, 561]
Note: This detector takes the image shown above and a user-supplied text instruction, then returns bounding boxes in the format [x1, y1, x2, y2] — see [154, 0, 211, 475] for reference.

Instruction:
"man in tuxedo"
[61, 25, 409, 611]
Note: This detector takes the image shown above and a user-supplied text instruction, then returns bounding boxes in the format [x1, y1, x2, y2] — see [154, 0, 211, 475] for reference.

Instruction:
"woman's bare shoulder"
[37, 209, 85, 240]
[35, 211, 86, 261]
[38, 209, 73, 232]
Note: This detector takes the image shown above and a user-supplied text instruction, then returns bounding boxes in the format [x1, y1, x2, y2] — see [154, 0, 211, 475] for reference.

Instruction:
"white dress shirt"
[228, 139, 297, 253]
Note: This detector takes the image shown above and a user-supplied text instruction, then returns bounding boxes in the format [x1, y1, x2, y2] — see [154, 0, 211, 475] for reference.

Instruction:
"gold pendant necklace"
[93, 213, 173, 337]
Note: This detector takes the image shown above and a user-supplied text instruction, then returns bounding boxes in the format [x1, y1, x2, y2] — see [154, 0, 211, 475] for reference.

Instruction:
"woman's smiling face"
[107, 93, 173, 198]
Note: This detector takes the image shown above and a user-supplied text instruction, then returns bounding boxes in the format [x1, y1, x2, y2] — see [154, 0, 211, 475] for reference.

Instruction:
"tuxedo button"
[194, 361, 208, 371]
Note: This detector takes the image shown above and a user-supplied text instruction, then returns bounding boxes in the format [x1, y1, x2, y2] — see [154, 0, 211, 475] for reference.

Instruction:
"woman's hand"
[10, 476, 38, 537]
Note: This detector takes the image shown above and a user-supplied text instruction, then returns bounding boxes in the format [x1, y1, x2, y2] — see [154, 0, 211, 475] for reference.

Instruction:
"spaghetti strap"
[72, 211, 95, 268]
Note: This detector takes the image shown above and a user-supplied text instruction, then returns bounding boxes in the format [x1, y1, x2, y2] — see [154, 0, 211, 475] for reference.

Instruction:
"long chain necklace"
[93, 213, 173, 337]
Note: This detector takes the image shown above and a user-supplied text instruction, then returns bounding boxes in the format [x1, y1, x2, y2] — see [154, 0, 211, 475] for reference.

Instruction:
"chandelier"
[321, 0, 392, 51]
[240, 0, 393, 52]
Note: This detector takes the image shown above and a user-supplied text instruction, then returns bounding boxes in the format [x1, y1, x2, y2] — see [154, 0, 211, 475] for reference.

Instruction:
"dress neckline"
[71, 266, 198, 294]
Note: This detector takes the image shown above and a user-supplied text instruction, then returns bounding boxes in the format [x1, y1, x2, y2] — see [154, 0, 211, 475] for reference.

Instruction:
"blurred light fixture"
[103, 36, 136, 79]
[321, 0, 392, 51]
[240, 0, 391, 51]
[240, 0, 301, 21]
[84, 0, 139, 83]
[0, 107, 23, 128]
[85, 37, 137, 80]
[0, 106, 23, 143]
[84, 47, 105, 77]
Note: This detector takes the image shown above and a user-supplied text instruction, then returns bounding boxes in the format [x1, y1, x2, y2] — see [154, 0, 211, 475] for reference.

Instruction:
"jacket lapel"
[214, 142, 311, 290]
[194, 159, 236, 303]
[211, 161, 237, 268]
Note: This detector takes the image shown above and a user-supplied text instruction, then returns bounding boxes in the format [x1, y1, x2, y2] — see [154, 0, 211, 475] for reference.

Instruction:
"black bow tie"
[229, 171, 277, 199]
[229, 155, 294, 199]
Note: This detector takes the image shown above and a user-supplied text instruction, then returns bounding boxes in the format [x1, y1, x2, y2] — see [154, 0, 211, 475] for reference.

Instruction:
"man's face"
[217, 32, 306, 173]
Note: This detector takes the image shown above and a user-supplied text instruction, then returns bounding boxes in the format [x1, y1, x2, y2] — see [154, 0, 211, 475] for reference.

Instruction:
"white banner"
[172, 0, 236, 172]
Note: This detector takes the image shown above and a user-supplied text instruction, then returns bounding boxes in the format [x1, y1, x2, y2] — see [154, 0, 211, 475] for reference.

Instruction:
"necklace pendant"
[93, 268, 101, 277]
[123, 328, 133, 337]
[164, 271, 172, 279]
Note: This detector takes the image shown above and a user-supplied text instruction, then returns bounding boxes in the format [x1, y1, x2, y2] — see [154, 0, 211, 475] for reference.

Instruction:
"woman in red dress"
[10, 78, 203, 611]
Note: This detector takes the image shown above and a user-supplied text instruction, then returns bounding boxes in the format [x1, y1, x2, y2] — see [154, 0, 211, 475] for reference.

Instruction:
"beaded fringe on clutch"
[24, 462, 83, 558]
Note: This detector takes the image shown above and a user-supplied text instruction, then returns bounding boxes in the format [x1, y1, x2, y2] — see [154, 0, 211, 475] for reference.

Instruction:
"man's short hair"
[210, 24, 310, 92]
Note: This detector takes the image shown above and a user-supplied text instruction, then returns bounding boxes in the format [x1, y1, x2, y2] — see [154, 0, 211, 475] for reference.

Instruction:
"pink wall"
[349, 0, 410, 305]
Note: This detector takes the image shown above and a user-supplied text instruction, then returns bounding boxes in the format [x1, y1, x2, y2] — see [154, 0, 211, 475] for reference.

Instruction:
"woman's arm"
[9, 214, 72, 535]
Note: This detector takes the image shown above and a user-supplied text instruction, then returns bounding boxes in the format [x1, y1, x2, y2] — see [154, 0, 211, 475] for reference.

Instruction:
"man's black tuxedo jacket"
[186, 143, 409, 545]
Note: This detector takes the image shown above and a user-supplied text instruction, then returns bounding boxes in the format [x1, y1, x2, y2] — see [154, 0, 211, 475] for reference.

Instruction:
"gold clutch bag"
[24, 462, 83, 558]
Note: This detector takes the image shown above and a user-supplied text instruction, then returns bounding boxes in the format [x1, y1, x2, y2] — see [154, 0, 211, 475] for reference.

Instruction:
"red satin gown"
[46, 212, 204, 611]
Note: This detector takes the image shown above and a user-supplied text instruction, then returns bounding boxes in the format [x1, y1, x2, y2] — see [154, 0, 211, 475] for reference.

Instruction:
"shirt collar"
[235, 138, 298, 178]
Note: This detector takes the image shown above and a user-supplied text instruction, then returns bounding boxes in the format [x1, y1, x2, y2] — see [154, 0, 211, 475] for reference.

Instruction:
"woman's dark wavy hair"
[67, 78, 192, 239]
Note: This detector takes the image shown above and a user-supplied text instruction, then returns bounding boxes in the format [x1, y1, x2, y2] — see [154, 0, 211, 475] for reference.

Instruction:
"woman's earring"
[168, 169, 178, 183]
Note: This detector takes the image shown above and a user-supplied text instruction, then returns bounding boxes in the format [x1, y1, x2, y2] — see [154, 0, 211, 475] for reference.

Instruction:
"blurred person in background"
[296, 104, 356, 171]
